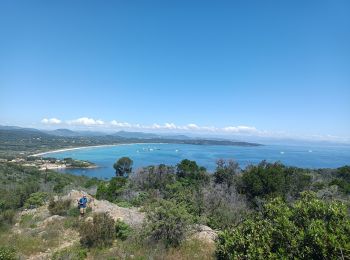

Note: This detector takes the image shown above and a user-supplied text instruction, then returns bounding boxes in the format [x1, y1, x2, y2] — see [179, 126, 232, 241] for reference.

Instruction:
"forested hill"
[0, 127, 261, 157]
[0, 159, 349, 259]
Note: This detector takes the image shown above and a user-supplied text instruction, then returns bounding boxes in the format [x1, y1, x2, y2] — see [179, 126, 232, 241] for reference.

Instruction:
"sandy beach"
[32, 144, 120, 157]
[31, 142, 166, 157]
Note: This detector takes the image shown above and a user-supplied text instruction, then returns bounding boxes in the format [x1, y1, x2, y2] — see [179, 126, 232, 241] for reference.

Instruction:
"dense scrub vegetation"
[94, 158, 350, 257]
[96, 158, 350, 258]
[79, 212, 116, 248]
[144, 199, 193, 247]
[0, 162, 101, 230]
[48, 198, 72, 216]
[217, 192, 350, 259]
[1, 158, 350, 259]
[238, 161, 312, 204]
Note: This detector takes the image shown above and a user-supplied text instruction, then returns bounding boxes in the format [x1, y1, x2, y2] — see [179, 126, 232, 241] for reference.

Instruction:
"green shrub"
[115, 220, 132, 241]
[67, 207, 81, 217]
[203, 184, 249, 229]
[19, 213, 36, 228]
[52, 246, 87, 260]
[329, 178, 350, 194]
[79, 212, 115, 248]
[96, 177, 128, 202]
[206, 203, 244, 230]
[176, 159, 209, 183]
[53, 182, 67, 193]
[311, 181, 326, 191]
[216, 192, 350, 259]
[68, 207, 80, 217]
[8, 234, 45, 256]
[144, 199, 193, 247]
[0, 209, 16, 226]
[63, 217, 79, 230]
[0, 200, 5, 210]
[239, 161, 311, 202]
[163, 180, 207, 221]
[67, 207, 92, 217]
[0, 246, 16, 260]
[133, 165, 176, 192]
[116, 201, 132, 208]
[130, 191, 148, 207]
[24, 192, 48, 208]
[83, 177, 101, 188]
[48, 198, 71, 216]
[213, 159, 240, 188]
[337, 165, 350, 182]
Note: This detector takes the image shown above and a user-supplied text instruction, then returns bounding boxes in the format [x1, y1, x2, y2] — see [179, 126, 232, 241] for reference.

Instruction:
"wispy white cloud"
[223, 126, 258, 133]
[39, 117, 350, 143]
[110, 120, 132, 128]
[163, 123, 177, 130]
[41, 118, 62, 125]
[142, 123, 258, 134]
[187, 123, 200, 130]
[111, 121, 259, 134]
[41, 117, 259, 134]
[67, 117, 105, 126]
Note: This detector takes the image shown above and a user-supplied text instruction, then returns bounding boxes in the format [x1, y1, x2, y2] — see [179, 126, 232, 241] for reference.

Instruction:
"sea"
[44, 143, 350, 179]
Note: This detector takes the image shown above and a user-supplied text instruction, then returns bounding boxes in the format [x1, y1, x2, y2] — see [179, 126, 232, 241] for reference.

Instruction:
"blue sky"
[0, 1, 349, 142]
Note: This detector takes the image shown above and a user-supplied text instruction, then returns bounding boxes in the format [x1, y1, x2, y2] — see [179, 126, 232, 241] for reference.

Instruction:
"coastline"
[31, 142, 168, 157]
[39, 164, 99, 170]
[32, 144, 120, 157]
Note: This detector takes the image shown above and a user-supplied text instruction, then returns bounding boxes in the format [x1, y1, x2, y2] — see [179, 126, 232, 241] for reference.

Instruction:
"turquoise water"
[49, 143, 350, 179]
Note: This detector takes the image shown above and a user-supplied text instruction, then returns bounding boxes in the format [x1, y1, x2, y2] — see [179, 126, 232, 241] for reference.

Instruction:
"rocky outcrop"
[190, 224, 218, 244]
[42, 215, 65, 227]
[62, 190, 145, 227]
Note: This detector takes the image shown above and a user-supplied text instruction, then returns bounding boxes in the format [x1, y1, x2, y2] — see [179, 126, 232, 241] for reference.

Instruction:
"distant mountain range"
[0, 125, 262, 157]
[43, 129, 194, 140]
[1, 125, 347, 148]
[0, 126, 210, 140]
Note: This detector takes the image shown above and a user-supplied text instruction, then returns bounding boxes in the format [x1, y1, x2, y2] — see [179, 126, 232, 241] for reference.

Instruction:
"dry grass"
[8, 233, 45, 256]
[87, 238, 215, 260]
[0, 215, 80, 259]
[164, 239, 215, 260]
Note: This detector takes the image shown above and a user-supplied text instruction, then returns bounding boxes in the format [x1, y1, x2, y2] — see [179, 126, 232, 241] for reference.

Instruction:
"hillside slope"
[2, 190, 216, 260]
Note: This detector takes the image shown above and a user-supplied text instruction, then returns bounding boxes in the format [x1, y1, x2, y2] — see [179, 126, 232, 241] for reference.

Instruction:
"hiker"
[78, 194, 88, 217]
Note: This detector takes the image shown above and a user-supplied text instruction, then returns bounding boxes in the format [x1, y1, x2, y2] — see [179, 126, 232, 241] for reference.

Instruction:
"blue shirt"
[79, 197, 88, 208]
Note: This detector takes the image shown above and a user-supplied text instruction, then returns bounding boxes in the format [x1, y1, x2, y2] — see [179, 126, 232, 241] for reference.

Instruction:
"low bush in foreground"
[0, 209, 16, 227]
[48, 198, 71, 216]
[79, 212, 115, 248]
[216, 192, 350, 259]
[24, 192, 48, 209]
[115, 219, 132, 241]
[0, 246, 16, 260]
[19, 213, 37, 228]
[52, 246, 87, 260]
[86, 237, 215, 260]
[8, 233, 45, 256]
[144, 199, 193, 247]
